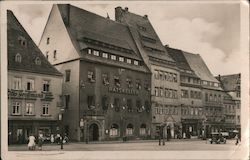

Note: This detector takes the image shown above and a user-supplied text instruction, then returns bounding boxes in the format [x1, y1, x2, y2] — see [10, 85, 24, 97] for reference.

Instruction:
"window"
[102, 96, 109, 110]
[181, 90, 189, 98]
[114, 98, 120, 112]
[26, 79, 34, 91]
[43, 80, 50, 92]
[134, 60, 139, 65]
[126, 58, 131, 64]
[127, 99, 133, 112]
[12, 102, 21, 115]
[26, 103, 34, 115]
[87, 71, 95, 82]
[65, 95, 70, 109]
[136, 100, 142, 112]
[159, 88, 164, 97]
[102, 52, 108, 58]
[53, 50, 57, 60]
[126, 124, 133, 135]
[102, 73, 109, 85]
[114, 76, 121, 87]
[65, 70, 71, 82]
[144, 80, 150, 90]
[15, 53, 22, 63]
[110, 124, 119, 136]
[111, 55, 116, 60]
[46, 37, 50, 44]
[205, 93, 208, 101]
[88, 49, 92, 54]
[214, 83, 219, 87]
[126, 77, 132, 88]
[209, 94, 213, 101]
[140, 124, 146, 135]
[155, 87, 159, 96]
[87, 95, 95, 109]
[173, 74, 177, 82]
[18, 36, 27, 47]
[203, 81, 208, 85]
[154, 70, 159, 79]
[35, 57, 41, 65]
[119, 57, 124, 62]
[13, 77, 22, 90]
[135, 79, 141, 90]
[42, 104, 49, 115]
[93, 50, 100, 56]
[190, 91, 194, 98]
[145, 101, 150, 112]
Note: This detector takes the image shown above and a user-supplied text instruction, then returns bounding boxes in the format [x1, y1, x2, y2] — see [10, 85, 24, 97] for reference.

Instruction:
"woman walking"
[27, 134, 36, 150]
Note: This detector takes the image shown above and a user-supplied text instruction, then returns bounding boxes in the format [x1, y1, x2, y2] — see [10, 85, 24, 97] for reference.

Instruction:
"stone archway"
[89, 123, 99, 141]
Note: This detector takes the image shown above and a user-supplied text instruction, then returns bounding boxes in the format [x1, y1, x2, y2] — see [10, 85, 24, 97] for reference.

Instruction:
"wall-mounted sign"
[8, 89, 54, 100]
[108, 87, 139, 95]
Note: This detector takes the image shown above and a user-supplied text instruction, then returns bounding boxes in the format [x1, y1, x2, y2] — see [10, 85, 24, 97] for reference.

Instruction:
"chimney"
[143, 15, 148, 19]
[125, 7, 129, 12]
[115, 6, 125, 23]
[218, 74, 221, 81]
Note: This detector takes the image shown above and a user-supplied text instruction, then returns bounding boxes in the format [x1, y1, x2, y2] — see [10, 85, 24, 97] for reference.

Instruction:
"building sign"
[8, 89, 53, 100]
[108, 87, 139, 95]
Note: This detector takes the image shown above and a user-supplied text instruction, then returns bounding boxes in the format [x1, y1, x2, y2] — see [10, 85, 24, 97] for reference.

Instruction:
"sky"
[5, 2, 246, 76]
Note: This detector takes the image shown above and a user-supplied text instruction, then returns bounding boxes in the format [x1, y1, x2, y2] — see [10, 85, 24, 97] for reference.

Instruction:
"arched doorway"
[89, 123, 99, 141]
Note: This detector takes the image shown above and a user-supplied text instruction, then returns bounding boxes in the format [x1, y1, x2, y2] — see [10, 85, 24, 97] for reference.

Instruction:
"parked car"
[208, 132, 226, 144]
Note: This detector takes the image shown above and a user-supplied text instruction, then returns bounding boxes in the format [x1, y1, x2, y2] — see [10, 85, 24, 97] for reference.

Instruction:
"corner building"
[7, 11, 63, 144]
[39, 4, 151, 141]
[114, 7, 181, 139]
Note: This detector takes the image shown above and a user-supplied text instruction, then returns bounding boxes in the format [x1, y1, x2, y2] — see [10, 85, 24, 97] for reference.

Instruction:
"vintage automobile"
[208, 132, 226, 144]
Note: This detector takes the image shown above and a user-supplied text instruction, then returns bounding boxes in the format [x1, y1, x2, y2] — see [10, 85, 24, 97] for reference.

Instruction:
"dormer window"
[111, 55, 116, 60]
[119, 57, 124, 62]
[18, 36, 27, 47]
[35, 57, 41, 65]
[93, 50, 100, 56]
[88, 49, 92, 54]
[15, 53, 22, 63]
[126, 58, 132, 64]
[134, 60, 139, 66]
[102, 52, 108, 58]
[47, 37, 50, 45]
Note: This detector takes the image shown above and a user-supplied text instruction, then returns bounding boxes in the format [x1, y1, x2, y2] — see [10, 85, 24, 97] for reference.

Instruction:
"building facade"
[114, 7, 182, 139]
[7, 10, 63, 144]
[39, 4, 151, 142]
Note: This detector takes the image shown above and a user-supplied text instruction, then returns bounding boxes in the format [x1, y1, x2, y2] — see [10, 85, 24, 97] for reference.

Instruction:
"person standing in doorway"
[37, 133, 44, 150]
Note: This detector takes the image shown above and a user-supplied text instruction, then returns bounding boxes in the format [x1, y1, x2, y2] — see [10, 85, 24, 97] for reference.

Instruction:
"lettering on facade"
[8, 89, 53, 100]
[108, 87, 139, 95]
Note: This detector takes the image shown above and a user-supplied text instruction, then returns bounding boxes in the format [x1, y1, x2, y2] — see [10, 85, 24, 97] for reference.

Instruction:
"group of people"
[27, 133, 69, 150]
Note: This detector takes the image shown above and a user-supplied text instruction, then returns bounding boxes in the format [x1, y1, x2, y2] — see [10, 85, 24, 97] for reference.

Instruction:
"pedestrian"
[235, 134, 239, 145]
[27, 133, 36, 150]
[50, 134, 55, 144]
[37, 133, 44, 150]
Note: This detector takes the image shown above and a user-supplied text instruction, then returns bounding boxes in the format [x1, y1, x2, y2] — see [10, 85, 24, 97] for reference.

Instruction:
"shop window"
[135, 79, 141, 90]
[13, 77, 22, 90]
[114, 76, 121, 87]
[65, 70, 71, 82]
[43, 80, 50, 92]
[126, 58, 131, 64]
[35, 57, 41, 65]
[127, 99, 133, 112]
[126, 77, 133, 88]
[140, 124, 146, 135]
[12, 102, 21, 115]
[26, 79, 34, 91]
[65, 95, 70, 109]
[102, 73, 109, 85]
[114, 98, 120, 112]
[119, 57, 124, 62]
[87, 71, 95, 83]
[110, 124, 119, 136]
[102, 52, 108, 58]
[15, 53, 22, 63]
[111, 55, 116, 60]
[26, 103, 34, 115]
[102, 96, 109, 110]
[87, 95, 95, 110]
[126, 124, 133, 135]
[42, 104, 49, 115]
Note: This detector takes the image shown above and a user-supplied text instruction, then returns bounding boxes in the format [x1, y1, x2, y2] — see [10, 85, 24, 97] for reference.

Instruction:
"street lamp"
[58, 108, 65, 149]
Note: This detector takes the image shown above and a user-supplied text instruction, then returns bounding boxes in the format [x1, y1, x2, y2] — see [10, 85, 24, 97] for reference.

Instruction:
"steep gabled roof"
[216, 74, 241, 92]
[114, 7, 175, 64]
[183, 51, 219, 83]
[56, 4, 143, 61]
[7, 10, 62, 76]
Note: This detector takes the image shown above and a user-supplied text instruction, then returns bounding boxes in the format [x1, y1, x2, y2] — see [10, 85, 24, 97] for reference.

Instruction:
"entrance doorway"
[89, 123, 99, 141]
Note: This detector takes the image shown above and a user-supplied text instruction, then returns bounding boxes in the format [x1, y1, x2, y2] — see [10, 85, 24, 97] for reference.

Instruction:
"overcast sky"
[5, 2, 245, 76]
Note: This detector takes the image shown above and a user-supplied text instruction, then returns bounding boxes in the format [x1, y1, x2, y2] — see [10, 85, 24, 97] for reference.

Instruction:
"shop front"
[181, 118, 202, 139]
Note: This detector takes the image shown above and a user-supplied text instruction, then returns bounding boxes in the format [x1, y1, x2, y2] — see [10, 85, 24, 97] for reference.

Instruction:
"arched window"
[126, 123, 133, 135]
[110, 124, 119, 136]
[35, 57, 41, 65]
[140, 124, 146, 135]
[15, 53, 22, 63]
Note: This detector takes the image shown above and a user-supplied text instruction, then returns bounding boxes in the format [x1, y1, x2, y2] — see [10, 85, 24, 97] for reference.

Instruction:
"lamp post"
[58, 108, 65, 150]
